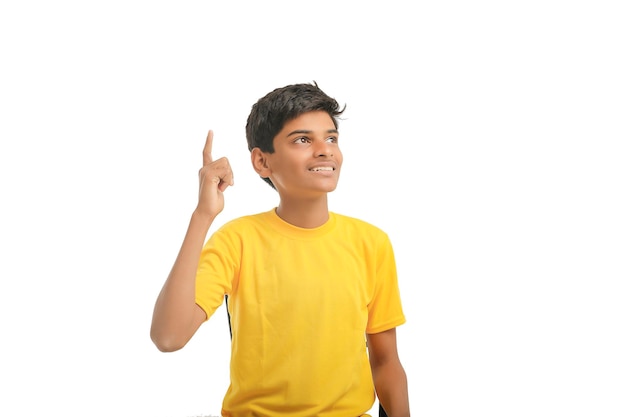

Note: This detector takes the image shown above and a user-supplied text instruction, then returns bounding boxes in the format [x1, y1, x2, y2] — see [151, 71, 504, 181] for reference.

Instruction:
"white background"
[1, 1, 625, 416]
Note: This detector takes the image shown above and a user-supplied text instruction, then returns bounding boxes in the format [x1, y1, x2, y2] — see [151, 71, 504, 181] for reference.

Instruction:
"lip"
[307, 162, 337, 172]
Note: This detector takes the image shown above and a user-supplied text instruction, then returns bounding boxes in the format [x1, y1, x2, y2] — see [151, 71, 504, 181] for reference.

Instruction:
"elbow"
[153, 340, 184, 353]
[150, 329, 186, 353]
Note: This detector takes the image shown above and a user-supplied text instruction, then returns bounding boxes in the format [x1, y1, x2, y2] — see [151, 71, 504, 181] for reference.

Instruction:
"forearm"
[150, 210, 214, 351]
[372, 359, 410, 417]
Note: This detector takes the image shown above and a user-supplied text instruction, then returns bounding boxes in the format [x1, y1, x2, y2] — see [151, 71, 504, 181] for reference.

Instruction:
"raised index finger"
[202, 130, 214, 166]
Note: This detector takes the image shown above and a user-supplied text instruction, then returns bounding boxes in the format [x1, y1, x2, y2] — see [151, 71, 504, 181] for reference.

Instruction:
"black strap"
[225, 294, 232, 339]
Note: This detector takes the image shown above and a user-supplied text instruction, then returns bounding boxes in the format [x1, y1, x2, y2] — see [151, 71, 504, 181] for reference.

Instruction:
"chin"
[321, 183, 339, 193]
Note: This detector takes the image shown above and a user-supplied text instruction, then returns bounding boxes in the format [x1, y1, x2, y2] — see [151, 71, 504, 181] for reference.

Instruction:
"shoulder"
[215, 211, 271, 234]
[332, 212, 385, 231]
[331, 212, 390, 241]
[203, 212, 274, 253]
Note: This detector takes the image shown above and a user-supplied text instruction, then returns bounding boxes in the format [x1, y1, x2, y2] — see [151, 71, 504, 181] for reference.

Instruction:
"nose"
[314, 139, 333, 157]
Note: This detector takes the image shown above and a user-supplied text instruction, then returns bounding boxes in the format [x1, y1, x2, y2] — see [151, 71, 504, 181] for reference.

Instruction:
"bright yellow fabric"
[195, 209, 405, 417]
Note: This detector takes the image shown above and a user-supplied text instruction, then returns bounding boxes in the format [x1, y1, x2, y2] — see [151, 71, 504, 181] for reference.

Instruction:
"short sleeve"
[366, 232, 406, 334]
[195, 227, 239, 321]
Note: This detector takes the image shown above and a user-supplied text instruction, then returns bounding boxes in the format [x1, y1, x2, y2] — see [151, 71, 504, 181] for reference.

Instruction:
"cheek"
[336, 151, 344, 168]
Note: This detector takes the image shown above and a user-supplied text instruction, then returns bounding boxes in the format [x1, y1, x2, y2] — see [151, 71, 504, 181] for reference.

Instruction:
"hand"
[196, 130, 234, 218]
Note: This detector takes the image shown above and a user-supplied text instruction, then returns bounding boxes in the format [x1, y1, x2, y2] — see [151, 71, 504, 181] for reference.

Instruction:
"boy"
[150, 82, 410, 417]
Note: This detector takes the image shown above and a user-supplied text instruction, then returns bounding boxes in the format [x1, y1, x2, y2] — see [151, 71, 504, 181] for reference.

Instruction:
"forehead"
[280, 111, 337, 134]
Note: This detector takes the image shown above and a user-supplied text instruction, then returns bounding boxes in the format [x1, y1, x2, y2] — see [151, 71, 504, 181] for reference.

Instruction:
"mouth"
[309, 166, 335, 172]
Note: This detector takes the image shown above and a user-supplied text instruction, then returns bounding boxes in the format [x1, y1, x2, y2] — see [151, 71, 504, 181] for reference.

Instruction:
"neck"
[275, 195, 330, 228]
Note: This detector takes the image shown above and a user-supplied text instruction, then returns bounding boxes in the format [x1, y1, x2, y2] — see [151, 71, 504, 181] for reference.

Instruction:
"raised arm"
[150, 130, 234, 352]
[367, 328, 411, 417]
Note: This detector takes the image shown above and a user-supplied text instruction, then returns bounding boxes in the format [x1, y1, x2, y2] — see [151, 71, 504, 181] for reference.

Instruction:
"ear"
[251, 147, 271, 178]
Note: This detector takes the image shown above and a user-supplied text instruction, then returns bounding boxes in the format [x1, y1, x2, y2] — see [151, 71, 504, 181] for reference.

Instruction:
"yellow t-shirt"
[195, 209, 406, 417]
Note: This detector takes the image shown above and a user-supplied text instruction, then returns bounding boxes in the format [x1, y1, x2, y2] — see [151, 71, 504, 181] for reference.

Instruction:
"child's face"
[264, 110, 343, 197]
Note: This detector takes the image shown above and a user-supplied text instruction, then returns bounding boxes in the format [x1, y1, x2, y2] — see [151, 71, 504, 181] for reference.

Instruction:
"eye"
[294, 136, 310, 144]
[326, 136, 338, 143]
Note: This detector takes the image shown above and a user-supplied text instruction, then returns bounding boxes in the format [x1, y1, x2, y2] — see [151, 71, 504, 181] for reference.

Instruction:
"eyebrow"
[286, 129, 339, 137]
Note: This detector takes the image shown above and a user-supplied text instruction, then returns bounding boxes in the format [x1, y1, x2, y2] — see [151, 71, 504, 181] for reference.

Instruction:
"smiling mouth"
[309, 167, 334, 172]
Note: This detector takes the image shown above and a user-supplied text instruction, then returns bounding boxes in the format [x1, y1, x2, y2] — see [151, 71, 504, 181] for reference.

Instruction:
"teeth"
[310, 167, 333, 171]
